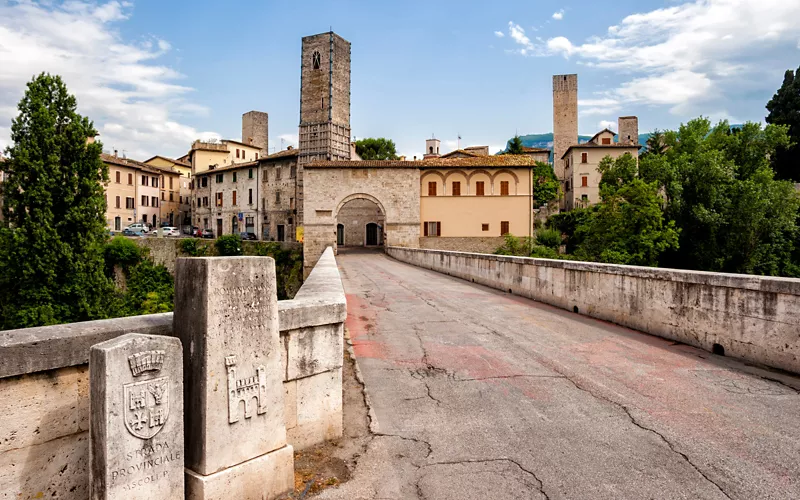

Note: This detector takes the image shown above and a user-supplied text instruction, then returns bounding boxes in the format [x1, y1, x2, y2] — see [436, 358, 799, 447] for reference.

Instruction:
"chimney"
[287, 145, 294, 150]
[114, 149, 118, 157]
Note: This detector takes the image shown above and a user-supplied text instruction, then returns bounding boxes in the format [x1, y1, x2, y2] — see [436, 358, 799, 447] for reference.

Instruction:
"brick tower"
[553, 74, 578, 207]
[297, 31, 352, 227]
[242, 110, 269, 155]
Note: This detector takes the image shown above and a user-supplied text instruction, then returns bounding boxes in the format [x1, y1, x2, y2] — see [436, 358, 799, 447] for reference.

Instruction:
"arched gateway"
[303, 163, 420, 274]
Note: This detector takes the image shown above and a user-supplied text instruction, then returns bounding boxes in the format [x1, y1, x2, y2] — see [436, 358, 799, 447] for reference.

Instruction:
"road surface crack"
[420, 458, 550, 499]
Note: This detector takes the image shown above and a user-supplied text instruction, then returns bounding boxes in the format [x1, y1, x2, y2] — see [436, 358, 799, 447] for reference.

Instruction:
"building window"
[566, 180, 571, 192]
[126, 197, 134, 209]
[452, 181, 461, 196]
[169, 177, 173, 189]
[476, 181, 485, 196]
[249, 168, 253, 179]
[248, 189, 253, 205]
[312, 50, 321, 70]
[429, 146, 433, 154]
[276, 168, 282, 180]
[114, 217, 121, 231]
[115, 196, 120, 208]
[275, 191, 281, 204]
[201, 178, 208, 188]
[153, 177, 158, 188]
[581, 176, 588, 187]
[115, 171, 120, 183]
[423, 221, 441, 237]
[161, 192, 165, 201]
[290, 197, 295, 209]
[142, 176, 148, 186]
[233, 172, 237, 182]
[141, 195, 148, 207]
[128, 173, 133, 185]
[601, 138, 611, 145]
[179, 196, 183, 204]
[152, 196, 158, 208]
[169, 192, 174, 202]
[501, 221, 510, 235]
[581, 152, 588, 163]
[500, 181, 509, 196]
[232, 191, 237, 206]
[216, 174, 223, 183]
[482, 223, 489, 231]
[581, 194, 589, 202]
[203, 196, 209, 207]
[427, 181, 436, 196]
[236, 149, 240, 159]
[216, 193, 223, 207]
[255, 153, 258, 160]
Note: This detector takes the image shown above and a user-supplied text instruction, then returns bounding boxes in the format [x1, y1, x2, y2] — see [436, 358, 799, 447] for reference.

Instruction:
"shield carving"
[123, 377, 169, 439]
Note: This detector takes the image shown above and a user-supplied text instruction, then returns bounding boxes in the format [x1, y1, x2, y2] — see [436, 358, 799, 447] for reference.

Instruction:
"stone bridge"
[318, 247, 800, 500]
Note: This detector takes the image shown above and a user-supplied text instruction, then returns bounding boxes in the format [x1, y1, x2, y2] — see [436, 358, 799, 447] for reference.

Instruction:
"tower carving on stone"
[225, 354, 268, 424]
[297, 31, 352, 228]
[553, 74, 578, 207]
[242, 111, 269, 155]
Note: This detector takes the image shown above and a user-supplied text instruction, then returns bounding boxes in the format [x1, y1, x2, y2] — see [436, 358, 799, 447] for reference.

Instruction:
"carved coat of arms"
[124, 350, 169, 439]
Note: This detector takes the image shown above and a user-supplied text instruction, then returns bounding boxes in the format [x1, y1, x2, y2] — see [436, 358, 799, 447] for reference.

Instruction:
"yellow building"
[101, 153, 163, 231]
[188, 140, 263, 175]
[419, 155, 536, 252]
[562, 129, 640, 210]
[145, 155, 192, 227]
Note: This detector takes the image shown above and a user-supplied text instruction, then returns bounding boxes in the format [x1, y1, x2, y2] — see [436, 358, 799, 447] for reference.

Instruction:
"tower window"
[312, 51, 321, 70]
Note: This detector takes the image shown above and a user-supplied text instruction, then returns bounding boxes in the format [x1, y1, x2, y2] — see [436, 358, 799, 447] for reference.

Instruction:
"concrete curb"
[344, 328, 379, 434]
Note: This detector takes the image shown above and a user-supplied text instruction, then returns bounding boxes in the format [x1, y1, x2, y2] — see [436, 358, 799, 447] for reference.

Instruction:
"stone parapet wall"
[419, 236, 505, 254]
[0, 247, 345, 499]
[387, 247, 800, 374]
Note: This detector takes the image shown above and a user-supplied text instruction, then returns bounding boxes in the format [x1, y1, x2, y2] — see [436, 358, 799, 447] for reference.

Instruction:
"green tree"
[766, 66, 800, 182]
[532, 161, 560, 205]
[0, 74, 113, 329]
[644, 129, 669, 156]
[598, 153, 638, 197]
[354, 138, 399, 160]
[215, 234, 243, 256]
[504, 135, 525, 154]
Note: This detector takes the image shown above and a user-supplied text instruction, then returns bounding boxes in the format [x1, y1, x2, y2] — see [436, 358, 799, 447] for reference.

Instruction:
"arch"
[334, 192, 386, 218]
[468, 170, 492, 196]
[490, 169, 520, 184]
[420, 171, 446, 196]
[467, 169, 493, 183]
[493, 170, 519, 195]
[443, 169, 469, 196]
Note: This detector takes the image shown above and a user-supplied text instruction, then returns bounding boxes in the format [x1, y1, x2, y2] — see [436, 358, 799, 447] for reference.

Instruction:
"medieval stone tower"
[242, 110, 269, 155]
[618, 116, 639, 145]
[553, 74, 578, 207]
[297, 31, 352, 226]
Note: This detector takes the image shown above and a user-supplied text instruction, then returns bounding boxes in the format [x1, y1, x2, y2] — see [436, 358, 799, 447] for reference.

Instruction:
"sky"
[0, 0, 798, 160]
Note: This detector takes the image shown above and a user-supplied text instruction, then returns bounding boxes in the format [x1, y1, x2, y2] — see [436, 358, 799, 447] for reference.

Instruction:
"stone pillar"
[90, 333, 184, 500]
[172, 257, 293, 500]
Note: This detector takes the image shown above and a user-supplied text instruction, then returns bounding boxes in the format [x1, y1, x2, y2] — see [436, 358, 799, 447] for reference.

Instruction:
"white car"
[162, 227, 181, 237]
[124, 223, 149, 233]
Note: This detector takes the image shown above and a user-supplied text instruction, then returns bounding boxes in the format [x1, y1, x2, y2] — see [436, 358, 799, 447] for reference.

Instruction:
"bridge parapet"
[0, 246, 345, 498]
[387, 246, 800, 375]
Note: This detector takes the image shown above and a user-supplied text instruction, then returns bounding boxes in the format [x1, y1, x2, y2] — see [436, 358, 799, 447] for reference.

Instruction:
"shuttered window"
[581, 176, 588, 187]
[452, 181, 461, 196]
[476, 181, 485, 196]
[115, 196, 120, 208]
[581, 152, 588, 163]
[500, 181, 509, 196]
[115, 171, 120, 183]
[601, 138, 611, 145]
[428, 181, 437, 196]
[501, 221, 510, 235]
[423, 221, 441, 237]
[232, 191, 237, 206]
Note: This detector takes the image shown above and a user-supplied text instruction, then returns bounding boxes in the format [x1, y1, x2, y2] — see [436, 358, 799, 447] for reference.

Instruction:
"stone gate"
[303, 162, 420, 274]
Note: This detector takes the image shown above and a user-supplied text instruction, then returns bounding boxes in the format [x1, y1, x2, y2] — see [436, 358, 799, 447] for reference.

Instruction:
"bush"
[535, 229, 562, 250]
[104, 236, 142, 275]
[215, 235, 243, 256]
[179, 238, 209, 257]
[245, 242, 303, 299]
[529, 245, 561, 259]
[123, 259, 173, 315]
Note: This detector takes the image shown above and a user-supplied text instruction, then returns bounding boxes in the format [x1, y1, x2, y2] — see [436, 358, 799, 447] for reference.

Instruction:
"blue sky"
[1, 0, 798, 160]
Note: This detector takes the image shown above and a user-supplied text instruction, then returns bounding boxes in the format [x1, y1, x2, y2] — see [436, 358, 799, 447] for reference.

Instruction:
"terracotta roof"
[259, 148, 299, 161]
[223, 139, 263, 149]
[440, 149, 479, 159]
[588, 128, 617, 144]
[522, 147, 550, 153]
[560, 143, 640, 160]
[464, 145, 489, 150]
[307, 154, 537, 169]
[193, 160, 259, 177]
[101, 153, 163, 174]
[144, 155, 191, 168]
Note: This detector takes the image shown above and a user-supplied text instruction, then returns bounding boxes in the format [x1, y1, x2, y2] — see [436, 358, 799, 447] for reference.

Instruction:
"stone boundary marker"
[173, 256, 293, 500]
[90, 333, 184, 500]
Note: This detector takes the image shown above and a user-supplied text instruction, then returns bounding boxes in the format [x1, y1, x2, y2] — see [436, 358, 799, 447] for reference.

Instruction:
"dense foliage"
[354, 138, 399, 160]
[0, 74, 113, 329]
[504, 135, 525, 154]
[532, 161, 560, 206]
[215, 234, 243, 256]
[766, 65, 800, 182]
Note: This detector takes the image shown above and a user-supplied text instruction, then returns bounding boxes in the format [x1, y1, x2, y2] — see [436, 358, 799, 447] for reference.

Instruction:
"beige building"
[193, 161, 261, 237]
[102, 153, 167, 230]
[145, 155, 192, 227]
[259, 147, 300, 241]
[562, 121, 640, 211]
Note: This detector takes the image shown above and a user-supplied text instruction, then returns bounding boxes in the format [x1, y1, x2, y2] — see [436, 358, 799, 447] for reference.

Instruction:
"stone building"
[562, 118, 640, 211]
[521, 147, 551, 163]
[297, 31, 352, 229]
[553, 74, 578, 208]
[259, 146, 300, 241]
[193, 160, 261, 237]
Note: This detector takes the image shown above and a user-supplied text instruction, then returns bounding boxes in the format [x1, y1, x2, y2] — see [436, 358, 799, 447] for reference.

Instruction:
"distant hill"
[502, 132, 650, 162]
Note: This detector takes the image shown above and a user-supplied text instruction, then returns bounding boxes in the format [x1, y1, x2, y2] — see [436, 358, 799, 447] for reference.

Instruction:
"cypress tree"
[0, 73, 112, 329]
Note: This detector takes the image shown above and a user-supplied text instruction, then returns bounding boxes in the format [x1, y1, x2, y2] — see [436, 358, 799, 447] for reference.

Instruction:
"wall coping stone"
[387, 247, 800, 295]
[0, 247, 346, 379]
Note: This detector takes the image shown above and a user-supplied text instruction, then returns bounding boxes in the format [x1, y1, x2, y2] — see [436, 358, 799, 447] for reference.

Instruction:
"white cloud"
[598, 120, 617, 131]
[508, 0, 800, 115]
[0, 1, 217, 159]
[552, 10, 564, 21]
[494, 31, 505, 38]
[275, 133, 298, 151]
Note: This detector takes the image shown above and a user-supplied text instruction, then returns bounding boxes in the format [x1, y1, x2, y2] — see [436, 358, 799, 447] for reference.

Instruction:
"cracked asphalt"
[316, 249, 800, 500]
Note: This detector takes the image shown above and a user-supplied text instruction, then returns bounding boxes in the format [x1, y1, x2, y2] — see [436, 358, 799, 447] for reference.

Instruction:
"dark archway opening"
[336, 198, 384, 248]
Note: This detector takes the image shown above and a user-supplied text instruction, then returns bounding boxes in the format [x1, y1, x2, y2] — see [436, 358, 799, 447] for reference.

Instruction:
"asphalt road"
[317, 249, 800, 500]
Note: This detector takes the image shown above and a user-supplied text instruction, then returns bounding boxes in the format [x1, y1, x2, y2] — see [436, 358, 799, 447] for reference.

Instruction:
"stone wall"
[419, 236, 504, 254]
[386, 247, 800, 374]
[0, 248, 345, 498]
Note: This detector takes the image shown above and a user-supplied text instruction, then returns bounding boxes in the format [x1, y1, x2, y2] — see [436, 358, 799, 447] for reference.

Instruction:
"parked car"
[184, 225, 197, 235]
[239, 232, 258, 241]
[124, 223, 149, 234]
[162, 226, 181, 237]
[122, 227, 146, 237]
[201, 229, 214, 239]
